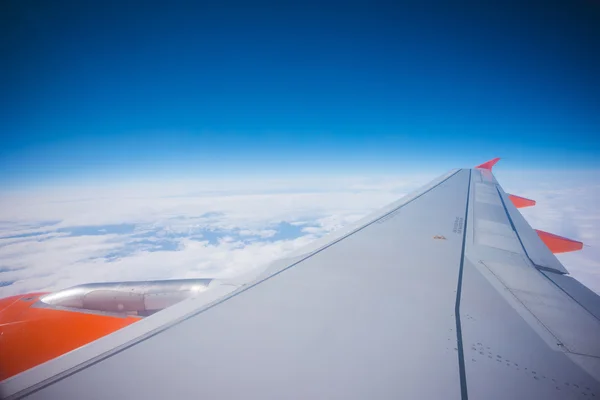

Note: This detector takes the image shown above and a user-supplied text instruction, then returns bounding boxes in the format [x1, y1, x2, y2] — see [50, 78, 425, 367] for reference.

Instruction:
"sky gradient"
[2, 1, 599, 186]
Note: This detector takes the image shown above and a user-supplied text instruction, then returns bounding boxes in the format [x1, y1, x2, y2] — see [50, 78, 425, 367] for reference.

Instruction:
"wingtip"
[475, 157, 501, 171]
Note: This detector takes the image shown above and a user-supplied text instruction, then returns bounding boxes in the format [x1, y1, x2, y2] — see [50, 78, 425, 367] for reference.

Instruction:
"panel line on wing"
[455, 168, 472, 400]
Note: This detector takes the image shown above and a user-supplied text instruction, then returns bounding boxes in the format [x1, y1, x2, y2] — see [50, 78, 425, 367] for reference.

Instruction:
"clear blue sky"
[2, 1, 599, 186]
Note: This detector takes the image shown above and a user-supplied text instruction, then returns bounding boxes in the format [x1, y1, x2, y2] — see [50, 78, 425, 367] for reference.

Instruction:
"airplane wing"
[2, 160, 599, 399]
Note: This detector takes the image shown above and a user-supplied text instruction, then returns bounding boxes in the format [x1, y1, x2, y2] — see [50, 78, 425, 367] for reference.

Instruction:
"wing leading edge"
[2, 161, 599, 400]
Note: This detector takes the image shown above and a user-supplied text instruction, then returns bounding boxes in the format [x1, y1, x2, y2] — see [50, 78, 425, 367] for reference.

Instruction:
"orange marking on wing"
[508, 194, 536, 208]
[535, 229, 584, 254]
[0, 293, 140, 381]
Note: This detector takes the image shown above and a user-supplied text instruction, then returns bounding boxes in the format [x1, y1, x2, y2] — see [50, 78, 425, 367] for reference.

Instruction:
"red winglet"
[508, 194, 536, 208]
[535, 229, 583, 254]
[475, 158, 501, 170]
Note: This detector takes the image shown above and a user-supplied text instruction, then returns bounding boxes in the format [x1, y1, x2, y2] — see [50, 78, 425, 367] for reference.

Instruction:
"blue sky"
[2, 1, 599, 187]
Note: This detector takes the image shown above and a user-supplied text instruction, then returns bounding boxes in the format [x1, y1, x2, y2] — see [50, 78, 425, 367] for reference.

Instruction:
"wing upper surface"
[3, 165, 600, 400]
[3, 168, 471, 399]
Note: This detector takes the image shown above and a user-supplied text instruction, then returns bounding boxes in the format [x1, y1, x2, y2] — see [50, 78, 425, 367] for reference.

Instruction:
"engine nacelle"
[40, 278, 213, 315]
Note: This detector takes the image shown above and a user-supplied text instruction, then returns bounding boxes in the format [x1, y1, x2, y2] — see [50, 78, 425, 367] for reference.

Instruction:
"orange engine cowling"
[0, 292, 140, 381]
[0, 278, 213, 381]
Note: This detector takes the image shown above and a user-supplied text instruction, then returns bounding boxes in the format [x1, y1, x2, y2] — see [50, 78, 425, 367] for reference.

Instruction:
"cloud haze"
[1, 171, 598, 297]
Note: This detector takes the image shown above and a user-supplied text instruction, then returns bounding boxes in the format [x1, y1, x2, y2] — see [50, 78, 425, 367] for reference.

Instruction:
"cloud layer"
[1, 171, 598, 297]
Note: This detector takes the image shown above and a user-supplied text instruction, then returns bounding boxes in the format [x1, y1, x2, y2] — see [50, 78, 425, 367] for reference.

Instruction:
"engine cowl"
[0, 279, 214, 381]
[40, 278, 213, 315]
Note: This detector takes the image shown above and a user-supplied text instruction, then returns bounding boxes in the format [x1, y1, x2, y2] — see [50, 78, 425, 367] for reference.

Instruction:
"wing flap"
[542, 271, 600, 321]
[496, 186, 569, 274]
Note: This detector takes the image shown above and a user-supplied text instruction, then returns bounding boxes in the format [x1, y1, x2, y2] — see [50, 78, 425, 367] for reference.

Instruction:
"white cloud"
[0, 170, 598, 298]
